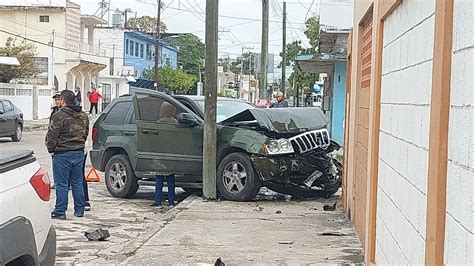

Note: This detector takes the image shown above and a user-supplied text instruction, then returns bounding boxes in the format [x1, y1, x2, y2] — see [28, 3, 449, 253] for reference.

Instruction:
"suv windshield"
[194, 99, 256, 123]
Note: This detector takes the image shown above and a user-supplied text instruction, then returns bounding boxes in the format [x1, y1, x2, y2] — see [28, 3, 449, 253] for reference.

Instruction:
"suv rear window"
[103, 101, 132, 124]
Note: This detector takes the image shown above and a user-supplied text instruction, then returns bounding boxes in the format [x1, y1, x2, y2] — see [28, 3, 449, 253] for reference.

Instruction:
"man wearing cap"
[46, 90, 89, 219]
[49, 92, 62, 122]
[270, 91, 289, 108]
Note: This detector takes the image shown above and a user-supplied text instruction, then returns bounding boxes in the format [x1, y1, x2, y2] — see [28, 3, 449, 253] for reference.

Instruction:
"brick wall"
[444, 0, 474, 264]
[375, 0, 435, 263]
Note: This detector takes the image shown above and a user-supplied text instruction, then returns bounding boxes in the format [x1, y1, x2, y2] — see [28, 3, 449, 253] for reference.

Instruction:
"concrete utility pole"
[202, 0, 218, 199]
[154, 0, 162, 85]
[260, 0, 269, 99]
[281, 1, 287, 95]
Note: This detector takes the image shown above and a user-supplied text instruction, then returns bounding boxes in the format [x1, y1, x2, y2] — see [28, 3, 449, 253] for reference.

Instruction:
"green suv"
[90, 88, 341, 201]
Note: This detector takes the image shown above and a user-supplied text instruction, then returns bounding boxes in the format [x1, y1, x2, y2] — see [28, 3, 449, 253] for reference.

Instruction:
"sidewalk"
[114, 194, 364, 264]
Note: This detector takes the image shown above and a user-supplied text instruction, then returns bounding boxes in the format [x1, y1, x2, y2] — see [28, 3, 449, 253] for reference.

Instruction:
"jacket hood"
[221, 107, 328, 134]
[62, 106, 83, 118]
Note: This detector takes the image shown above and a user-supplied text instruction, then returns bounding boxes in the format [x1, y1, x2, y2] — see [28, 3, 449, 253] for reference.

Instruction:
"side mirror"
[178, 113, 199, 127]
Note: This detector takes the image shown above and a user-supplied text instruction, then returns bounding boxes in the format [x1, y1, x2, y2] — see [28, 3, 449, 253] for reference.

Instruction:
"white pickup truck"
[0, 150, 56, 265]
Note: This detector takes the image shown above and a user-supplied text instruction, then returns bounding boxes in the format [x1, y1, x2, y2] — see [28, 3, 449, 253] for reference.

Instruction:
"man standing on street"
[270, 91, 289, 108]
[46, 90, 89, 219]
[88, 87, 101, 115]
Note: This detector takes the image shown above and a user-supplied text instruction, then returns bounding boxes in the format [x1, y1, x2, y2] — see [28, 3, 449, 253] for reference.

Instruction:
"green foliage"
[126, 16, 167, 34]
[143, 66, 197, 93]
[304, 16, 320, 53]
[0, 37, 39, 83]
[164, 34, 205, 76]
[279, 16, 321, 98]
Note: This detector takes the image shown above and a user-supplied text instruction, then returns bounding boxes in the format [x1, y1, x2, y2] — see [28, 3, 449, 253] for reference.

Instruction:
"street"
[0, 129, 363, 264]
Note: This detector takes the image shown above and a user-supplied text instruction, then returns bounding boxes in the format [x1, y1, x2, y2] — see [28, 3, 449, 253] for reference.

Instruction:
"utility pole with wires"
[260, 0, 269, 100]
[153, 0, 162, 86]
[281, 1, 287, 95]
[202, 0, 219, 200]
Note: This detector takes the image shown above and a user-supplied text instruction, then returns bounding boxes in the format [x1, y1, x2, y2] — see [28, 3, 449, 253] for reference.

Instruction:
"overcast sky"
[74, 0, 353, 62]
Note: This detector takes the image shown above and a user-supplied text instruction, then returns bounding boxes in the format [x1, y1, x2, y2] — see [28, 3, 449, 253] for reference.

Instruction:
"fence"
[0, 83, 53, 120]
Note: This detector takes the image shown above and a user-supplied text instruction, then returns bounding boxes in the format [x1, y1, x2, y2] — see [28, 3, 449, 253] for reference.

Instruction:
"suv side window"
[103, 101, 132, 124]
[0, 101, 4, 113]
[3, 101, 13, 112]
[136, 95, 183, 123]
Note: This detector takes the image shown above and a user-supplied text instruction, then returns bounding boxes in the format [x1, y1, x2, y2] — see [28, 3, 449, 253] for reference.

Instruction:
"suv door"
[132, 89, 203, 177]
[0, 100, 15, 136]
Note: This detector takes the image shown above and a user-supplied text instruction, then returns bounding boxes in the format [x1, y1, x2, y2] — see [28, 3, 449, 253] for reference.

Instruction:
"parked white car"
[0, 150, 56, 265]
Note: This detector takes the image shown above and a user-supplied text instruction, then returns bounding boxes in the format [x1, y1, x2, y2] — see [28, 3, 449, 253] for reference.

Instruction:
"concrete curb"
[112, 194, 199, 262]
[23, 124, 49, 132]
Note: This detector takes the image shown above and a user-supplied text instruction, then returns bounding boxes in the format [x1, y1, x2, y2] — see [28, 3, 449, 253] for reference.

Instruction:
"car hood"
[220, 107, 328, 134]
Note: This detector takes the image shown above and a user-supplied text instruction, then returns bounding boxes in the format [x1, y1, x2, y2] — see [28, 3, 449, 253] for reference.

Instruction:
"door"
[132, 90, 203, 177]
[0, 100, 16, 136]
[353, 12, 373, 246]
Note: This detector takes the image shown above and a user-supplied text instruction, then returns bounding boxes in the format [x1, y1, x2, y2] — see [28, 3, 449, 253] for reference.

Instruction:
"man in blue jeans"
[46, 90, 89, 219]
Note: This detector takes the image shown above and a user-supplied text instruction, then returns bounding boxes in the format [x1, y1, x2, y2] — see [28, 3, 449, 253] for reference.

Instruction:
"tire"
[104, 154, 139, 198]
[217, 152, 261, 201]
[11, 123, 22, 142]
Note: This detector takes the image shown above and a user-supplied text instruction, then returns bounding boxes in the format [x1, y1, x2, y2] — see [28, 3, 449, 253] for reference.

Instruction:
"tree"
[0, 37, 39, 83]
[127, 16, 167, 34]
[279, 16, 320, 97]
[164, 34, 205, 76]
[218, 52, 256, 75]
[143, 66, 197, 93]
[304, 16, 320, 53]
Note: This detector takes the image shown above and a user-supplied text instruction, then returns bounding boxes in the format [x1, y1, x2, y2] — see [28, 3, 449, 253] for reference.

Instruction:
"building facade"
[124, 31, 178, 77]
[344, 0, 473, 264]
[0, 0, 108, 115]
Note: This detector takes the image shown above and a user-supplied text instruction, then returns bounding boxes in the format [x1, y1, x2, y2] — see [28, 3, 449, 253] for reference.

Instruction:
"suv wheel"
[11, 123, 22, 142]
[105, 154, 139, 198]
[217, 152, 261, 201]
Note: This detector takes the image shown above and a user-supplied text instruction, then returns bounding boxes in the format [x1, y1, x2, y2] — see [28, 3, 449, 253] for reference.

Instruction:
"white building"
[94, 27, 134, 105]
[0, 0, 108, 113]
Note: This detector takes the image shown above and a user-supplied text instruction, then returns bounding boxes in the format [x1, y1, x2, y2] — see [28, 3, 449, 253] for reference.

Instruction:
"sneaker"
[51, 213, 66, 220]
[74, 212, 84, 217]
[85, 202, 91, 211]
[169, 204, 175, 208]
[150, 203, 163, 209]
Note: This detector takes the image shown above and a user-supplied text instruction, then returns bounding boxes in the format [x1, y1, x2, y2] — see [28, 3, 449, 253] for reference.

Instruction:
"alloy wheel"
[109, 162, 127, 191]
[223, 162, 247, 194]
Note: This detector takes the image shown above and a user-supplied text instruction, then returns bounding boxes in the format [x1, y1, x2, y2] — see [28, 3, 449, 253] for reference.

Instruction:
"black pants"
[89, 103, 98, 114]
[82, 153, 89, 202]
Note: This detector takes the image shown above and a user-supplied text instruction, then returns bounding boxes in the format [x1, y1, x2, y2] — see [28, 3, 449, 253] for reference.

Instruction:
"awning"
[295, 54, 347, 74]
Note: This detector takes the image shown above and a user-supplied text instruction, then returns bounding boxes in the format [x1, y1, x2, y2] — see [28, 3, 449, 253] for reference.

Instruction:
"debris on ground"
[318, 232, 346, 236]
[275, 210, 282, 214]
[84, 228, 110, 241]
[278, 240, 294, 245]
[323, 202, 337, 211]
[254, 206, 264, 211]
[214, 257, 225, 266]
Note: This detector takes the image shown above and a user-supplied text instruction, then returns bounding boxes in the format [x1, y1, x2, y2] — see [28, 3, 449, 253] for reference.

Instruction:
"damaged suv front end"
[221, 107, 342, 198]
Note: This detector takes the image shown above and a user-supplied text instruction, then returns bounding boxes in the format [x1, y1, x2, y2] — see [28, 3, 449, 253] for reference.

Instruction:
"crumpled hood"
[221, 107, 328, 134]
[62, 106, 83, 118]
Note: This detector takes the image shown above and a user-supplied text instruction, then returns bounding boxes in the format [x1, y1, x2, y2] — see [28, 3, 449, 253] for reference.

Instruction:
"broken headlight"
[265, 139, 294, 155]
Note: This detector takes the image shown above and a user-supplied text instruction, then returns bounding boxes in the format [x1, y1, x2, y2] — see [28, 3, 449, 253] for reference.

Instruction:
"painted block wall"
[330, 61, 347, 145]
[444, 0, 474, 264]
[375, 0, 435, 264]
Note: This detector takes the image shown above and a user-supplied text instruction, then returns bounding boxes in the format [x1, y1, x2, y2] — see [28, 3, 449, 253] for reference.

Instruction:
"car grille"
[289, 129, 330, 154]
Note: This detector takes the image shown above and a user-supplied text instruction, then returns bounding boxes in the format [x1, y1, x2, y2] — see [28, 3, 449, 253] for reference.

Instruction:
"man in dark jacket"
[46, 90, 89, 219]
[49, 92, 61, 122]
[270, 91, 289, 108]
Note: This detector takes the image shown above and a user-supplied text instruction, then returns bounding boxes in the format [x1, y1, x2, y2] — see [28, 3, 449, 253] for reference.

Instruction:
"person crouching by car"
[46, 90, 89, 219]
[150, 102, 177, 209]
